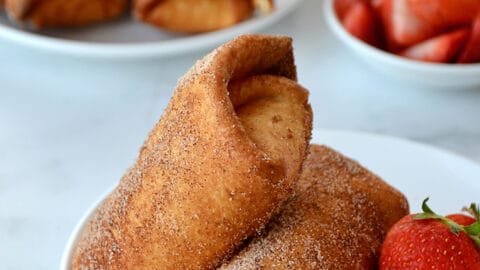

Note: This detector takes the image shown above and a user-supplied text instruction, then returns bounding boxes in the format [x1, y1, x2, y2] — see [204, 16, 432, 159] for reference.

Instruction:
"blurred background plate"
[0, 0, 303, 59]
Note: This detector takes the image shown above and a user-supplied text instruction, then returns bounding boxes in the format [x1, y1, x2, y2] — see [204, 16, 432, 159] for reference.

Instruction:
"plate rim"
[0, 0, 304, 59]
[314, 129, 480, 171]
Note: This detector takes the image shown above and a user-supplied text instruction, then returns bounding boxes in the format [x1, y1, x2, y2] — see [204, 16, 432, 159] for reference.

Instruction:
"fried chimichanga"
[5, 0, 128, 28]
[221, 144, 409, 269]
[133, 0, 273, 33]
[71, 35, 312, 270]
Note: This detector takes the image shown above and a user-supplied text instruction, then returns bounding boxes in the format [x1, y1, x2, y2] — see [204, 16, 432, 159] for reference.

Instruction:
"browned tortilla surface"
[134, 0, 274, 33]
[221, 144, 409, 269]
[5, 0, 128, 28]
[71, 34, 312, 270]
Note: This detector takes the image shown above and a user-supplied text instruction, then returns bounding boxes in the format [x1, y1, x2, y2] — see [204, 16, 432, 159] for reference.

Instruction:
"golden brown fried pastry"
[71, 35, 312, 270]
[253, 0, 274, 13]
[5, 0, 128, 28]
[221, 144, 409, 269]
[134, 0, 274, 33]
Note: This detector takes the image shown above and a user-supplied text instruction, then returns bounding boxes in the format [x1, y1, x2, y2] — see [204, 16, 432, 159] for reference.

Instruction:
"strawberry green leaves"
[415, 197, 480, 248]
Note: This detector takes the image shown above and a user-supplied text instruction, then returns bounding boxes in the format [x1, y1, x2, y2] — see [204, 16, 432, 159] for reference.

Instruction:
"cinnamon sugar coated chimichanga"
[5, 0, 128, 28]
[221, 144, 409, 269]
[133, 0, 274, 33]
[70, 34, 313, 269]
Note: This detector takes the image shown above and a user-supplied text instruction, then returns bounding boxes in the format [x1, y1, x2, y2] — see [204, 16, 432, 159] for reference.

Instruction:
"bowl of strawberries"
[324, 0, 480, 89]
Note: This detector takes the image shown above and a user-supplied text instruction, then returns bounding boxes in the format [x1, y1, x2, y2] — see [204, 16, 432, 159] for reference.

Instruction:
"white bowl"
[323, 0, 480, 89]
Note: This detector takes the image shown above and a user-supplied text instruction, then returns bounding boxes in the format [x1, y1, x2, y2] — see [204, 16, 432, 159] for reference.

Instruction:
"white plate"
[60, 129, 480, 269]
[313, 130, 480, 214]
[0, 0, 303, 59]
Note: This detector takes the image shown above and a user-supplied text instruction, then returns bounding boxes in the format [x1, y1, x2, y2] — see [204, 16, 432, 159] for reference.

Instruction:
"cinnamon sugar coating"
[5, 0, 128, 28]
[71, 35, 312, 270]
[221, 144, 409, 269]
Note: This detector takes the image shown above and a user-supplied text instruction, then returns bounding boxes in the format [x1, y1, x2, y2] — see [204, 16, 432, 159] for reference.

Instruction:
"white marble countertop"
[1, 0, 479, 269]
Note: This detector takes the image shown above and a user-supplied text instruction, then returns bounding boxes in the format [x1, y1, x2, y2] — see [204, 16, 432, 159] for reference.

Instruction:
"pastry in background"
[221, 144, 409, 269]
[134, 0, 274, 33]
[5, 0, 128, 28]
[71, 35, 312, 269]
[253, 0, 274, 13]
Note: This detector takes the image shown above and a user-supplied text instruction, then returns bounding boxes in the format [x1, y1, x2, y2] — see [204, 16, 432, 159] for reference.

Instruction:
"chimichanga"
[221, 144, 409, 269]
[71, 35, 312, 270]
[5, 0, 128, 28]
[133, 0, 274, 33]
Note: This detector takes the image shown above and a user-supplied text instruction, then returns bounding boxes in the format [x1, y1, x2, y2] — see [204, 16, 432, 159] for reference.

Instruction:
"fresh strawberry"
[378, 0, 440, 48]
[458, 14, 480, 63]
[342, 2, 383, 47]
[448, 214, 477, 226]
[409, 0, 480, 29]
[370, 0, 382, 10]
[400, 28, 470, 63]
[379, 198, 480, 270]
[334, 0, 365, 20]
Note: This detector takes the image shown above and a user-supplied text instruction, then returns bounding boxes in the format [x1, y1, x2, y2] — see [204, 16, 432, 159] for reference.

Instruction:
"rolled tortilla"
[133, 0, 273, 33]
[5, 0, 128, 28]
[71, 35, 312, 270]
[221, 144, 409, 269]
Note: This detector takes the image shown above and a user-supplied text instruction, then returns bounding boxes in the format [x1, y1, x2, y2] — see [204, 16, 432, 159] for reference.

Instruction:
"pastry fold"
[221, 144, 409, 269]
[71, 35, 312, 270]
[134, 0, 273, 33]
[5, 0, 128, 28]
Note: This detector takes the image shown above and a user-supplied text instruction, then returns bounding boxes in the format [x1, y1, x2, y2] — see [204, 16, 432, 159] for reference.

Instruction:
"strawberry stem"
[414, 198, 480, 249]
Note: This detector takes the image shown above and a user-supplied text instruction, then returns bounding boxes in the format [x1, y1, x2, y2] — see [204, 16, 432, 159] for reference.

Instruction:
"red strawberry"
[400, 28, 470, 63]
[448, 214, 477, 226]
[378, 0, 440, 48]
[379, 198, 480, 270]
[370, 0, 382, 10]
[342, 2, 383, 47]
[458, 14, 480, 63]
[334, 0, 366, 20]
[409, 0, 480, 29]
